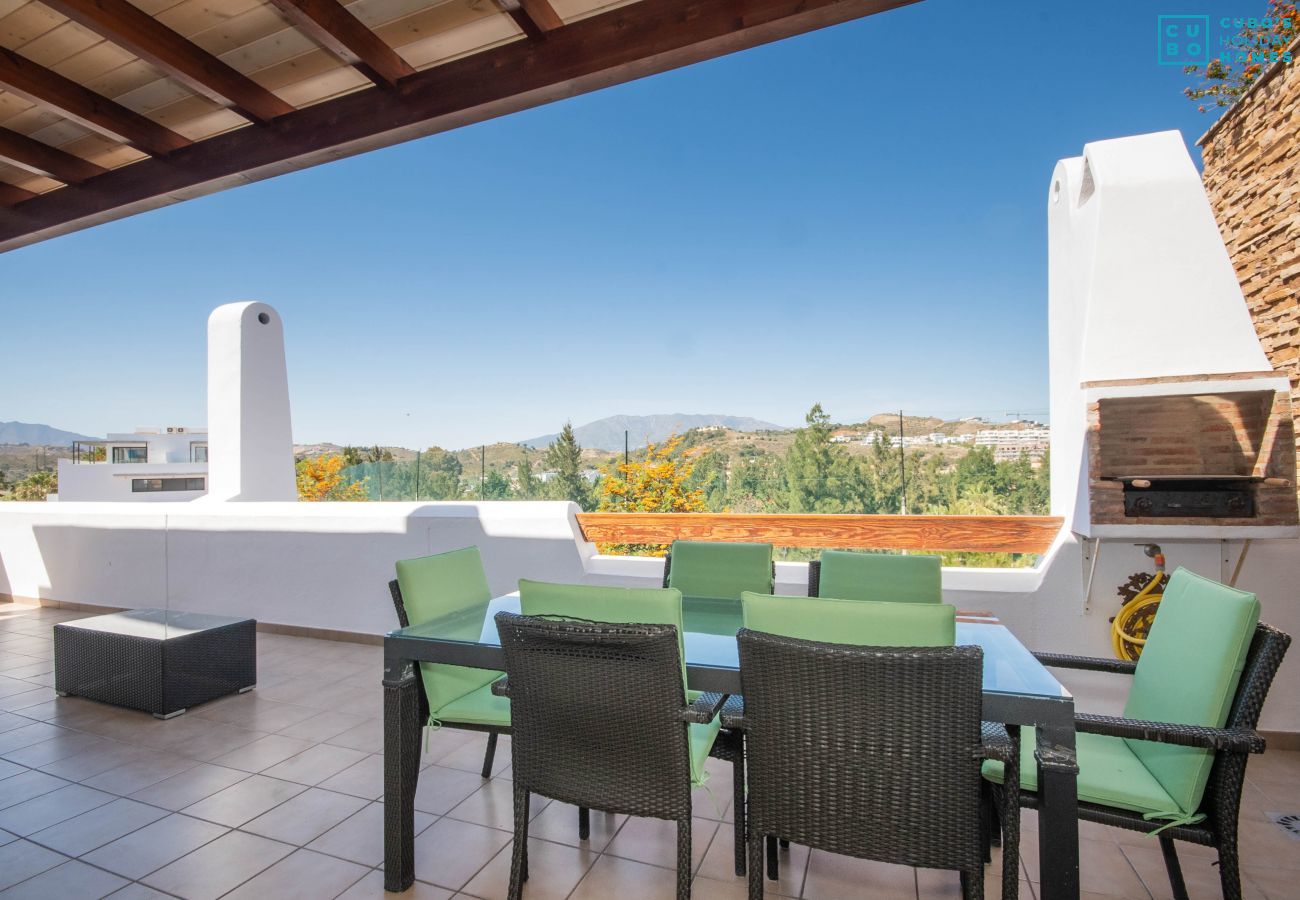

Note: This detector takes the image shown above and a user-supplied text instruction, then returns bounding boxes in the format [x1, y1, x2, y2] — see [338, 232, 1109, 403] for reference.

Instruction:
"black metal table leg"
[384, 652, 420, 893]
[1035, 722, 1080, 900]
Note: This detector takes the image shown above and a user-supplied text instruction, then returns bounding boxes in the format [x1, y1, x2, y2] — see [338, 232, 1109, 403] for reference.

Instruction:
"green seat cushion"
[433, 680, 511, 728]
[1122, 568, 1259, 817]
[817, 550, 942, 604]
[396, 547, 505, 721]
[741, 591, 956, 646]
[667, 541, 773, 601]
[982, 727, 1184, 820]
[518, 579, 716, 785]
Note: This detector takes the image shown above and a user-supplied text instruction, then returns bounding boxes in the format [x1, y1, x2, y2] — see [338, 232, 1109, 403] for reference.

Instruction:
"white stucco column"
[205, 302, 296, 501]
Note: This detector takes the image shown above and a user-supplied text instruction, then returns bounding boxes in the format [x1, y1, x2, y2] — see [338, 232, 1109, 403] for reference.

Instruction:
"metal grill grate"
[1267, 812, 1300, 841]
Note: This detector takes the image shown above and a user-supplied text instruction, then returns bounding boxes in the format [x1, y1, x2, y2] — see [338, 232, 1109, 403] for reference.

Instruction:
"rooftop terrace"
[1, 601, 1297, 900]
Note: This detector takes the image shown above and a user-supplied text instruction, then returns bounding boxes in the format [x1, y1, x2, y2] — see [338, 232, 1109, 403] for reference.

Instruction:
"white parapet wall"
[1, 499, 1298, 732]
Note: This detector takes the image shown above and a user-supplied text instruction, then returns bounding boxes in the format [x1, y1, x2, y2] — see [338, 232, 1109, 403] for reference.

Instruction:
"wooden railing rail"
[575, 513, 1065, 555]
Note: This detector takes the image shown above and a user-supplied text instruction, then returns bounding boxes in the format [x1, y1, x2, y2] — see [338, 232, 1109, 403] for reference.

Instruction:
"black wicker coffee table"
[54, 609, 256, 718]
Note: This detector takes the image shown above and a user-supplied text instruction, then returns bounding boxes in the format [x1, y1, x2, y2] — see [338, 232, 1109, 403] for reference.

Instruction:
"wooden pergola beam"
[41, 0, 294, 123]
[0, 126, 108, 183]
[265, 0, 416, 87]
[498, 0, 564, 40]
[0, 181, 38, 206]
[0, 47, 191, 156]
[1, 0, 917, 251]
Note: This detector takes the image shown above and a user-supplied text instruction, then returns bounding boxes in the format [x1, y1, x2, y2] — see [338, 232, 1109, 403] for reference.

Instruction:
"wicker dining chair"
[808, 550, 942, 603]
[661, 540, 773, 876]
[494, 612, 725, 900]
[389, 547, 508, 779]
[984, 569, 1290, 900]
[736, 628, 1018, 900]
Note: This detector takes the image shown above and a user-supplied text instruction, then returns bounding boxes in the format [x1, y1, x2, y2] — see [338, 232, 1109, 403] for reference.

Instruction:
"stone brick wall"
[1200, 43, 1300, 479]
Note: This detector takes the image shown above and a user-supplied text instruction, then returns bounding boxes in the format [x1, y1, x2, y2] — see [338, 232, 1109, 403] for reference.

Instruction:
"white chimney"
[205, 302, 296, 501]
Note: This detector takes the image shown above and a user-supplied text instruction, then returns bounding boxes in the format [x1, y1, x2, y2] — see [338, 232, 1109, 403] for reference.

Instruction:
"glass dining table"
[383, 593, 1081, 898]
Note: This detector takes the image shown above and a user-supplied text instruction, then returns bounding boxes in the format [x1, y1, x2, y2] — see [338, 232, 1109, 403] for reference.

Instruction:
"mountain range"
[520, 414, 787, 451]
[0, 421, 100, 445]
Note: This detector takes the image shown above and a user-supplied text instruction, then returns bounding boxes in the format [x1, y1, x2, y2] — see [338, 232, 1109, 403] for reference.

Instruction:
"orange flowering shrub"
[597, 434, 706, 555]
[296, 455, 369, 501]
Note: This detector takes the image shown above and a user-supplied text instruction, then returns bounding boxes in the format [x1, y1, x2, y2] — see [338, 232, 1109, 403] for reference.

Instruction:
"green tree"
[516, 453, 539, 499]
[422, 447, 463, 499]
[544, 422, 594, 510]
[784, 403, 852, 512]
[340, 446, 364, 467]
[12, 470, 57, 501]
[481, 469, 513, 499]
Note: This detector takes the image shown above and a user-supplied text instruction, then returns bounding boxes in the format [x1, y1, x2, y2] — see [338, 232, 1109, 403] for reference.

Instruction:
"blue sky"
[0, 0, 1265, 449]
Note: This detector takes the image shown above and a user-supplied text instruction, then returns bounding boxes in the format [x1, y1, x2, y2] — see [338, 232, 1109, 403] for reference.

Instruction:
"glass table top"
[393, 593, 1069, 702]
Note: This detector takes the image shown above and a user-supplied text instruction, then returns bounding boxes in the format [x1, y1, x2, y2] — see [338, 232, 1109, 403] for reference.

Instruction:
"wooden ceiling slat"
[0, 123, 105, 180]
[1, 0, 917, 249]
[265, 0, 416, 87]
[41, 0, 295, 123]
[0, 178, 37, 203]
[0, 46, 190, 154]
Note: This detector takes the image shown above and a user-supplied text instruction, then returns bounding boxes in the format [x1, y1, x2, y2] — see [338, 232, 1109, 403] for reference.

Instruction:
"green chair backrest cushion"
[1123, 567, 1260, 816]
[741, 591, 956, 647]
[396, 547, 498, 712]
[519, 580, 689, 682]
[667, 540, 773, 600]
[817, 550, 942, 604]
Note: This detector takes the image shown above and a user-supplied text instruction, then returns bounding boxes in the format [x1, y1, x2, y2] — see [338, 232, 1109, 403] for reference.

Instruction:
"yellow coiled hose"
[1111, 571, 1166, 661]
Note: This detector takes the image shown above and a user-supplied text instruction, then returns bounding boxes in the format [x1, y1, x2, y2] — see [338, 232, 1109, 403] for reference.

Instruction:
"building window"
[191, 443, 208, 463]
[132, 478, 206, 492]
[113, 446, 148, 464]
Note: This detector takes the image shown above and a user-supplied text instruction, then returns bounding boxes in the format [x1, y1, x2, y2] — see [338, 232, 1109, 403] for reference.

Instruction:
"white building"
[56, 427, 209, 501]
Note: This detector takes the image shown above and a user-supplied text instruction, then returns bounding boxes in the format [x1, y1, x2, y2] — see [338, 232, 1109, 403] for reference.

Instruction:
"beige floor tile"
[604, 815, 717, 873]
[279, 710, 370, 743]
[1238, 816, 1300, 872]
[306, 801, 435, 867]
[447, 777, 550, 832]
[209, 733, 317, 773]
[415, 764, 491, 816]
[39, 741, 149, 781]
[27, 796, 168, 856]
[1246, 865, 1300, 900]
[695, 821, 808, 897]
[193, 697, 320, 734]
[1021, 830, 1152, 897]
[81, 813, 229, 880]
[437, 734, 510, 777]
[142, 829, 295, 900]
[0, 768, 69, 810]
[182, 773, 307, 827]
[337, 868, 456, 899]
[528, 800, 626, 851]
[222, 847, 370, 899]
[411, 817, 513, 891]
[0, 722, 63, 755]
[802, 851, 917, 900]
[128, 763, 250, 811]
[262, 742, 370, 785]
[0, 858, 128, 899]
[0, 730, 107, 768]
[82, 750, 200, 795]
[1120, 841, 1262, 900]
[420, 728, 479, 767]
[690, 875, 750, 899]
[154, 721, 267, 762]
[104, 883, 173, 899]
[0, 783, 116, 836]
[240, 786, 368, 845]
[569, 853, 681, 900]
[0, 839, 70, 891]
[326, 718, 385, 753]
[319, 753, 385, 799]
[463, 836, 599, 900]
